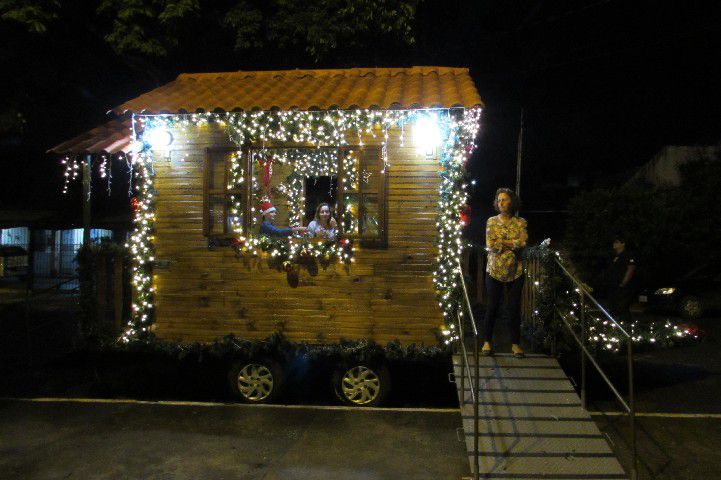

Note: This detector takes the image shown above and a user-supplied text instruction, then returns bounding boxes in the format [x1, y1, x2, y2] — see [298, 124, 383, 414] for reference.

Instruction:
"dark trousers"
[608, 286, 634, 323]
[484, 274, 525, 344]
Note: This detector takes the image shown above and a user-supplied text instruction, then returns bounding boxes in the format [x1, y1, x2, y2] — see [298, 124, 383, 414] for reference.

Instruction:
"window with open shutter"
[338, 146, 387, 247]
[203, 148, 246, 237]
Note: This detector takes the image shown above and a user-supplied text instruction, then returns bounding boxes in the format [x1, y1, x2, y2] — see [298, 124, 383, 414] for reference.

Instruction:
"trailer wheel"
[333, 363, 390, 407]
[228, 359, 284, 403]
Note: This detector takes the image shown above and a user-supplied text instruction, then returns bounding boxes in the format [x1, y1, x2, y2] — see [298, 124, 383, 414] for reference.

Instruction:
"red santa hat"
[259, 201, 276, 216]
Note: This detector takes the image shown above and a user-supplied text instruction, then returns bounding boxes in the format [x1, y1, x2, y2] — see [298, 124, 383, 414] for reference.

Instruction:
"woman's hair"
[493, 188, 520, 215]
[314, 202, 333, 225]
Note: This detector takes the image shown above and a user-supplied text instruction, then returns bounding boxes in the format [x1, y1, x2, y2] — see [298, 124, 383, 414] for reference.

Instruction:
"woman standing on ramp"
[483, 188, 528, 358]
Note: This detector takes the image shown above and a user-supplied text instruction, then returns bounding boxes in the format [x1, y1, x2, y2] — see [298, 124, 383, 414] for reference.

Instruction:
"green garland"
[117, 332, 451, 365]
[232, 235, 354, 272]
[524, 244, 697, 352]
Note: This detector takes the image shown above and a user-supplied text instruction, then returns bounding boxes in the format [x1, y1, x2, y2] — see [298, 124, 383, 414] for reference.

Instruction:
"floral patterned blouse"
[485, 215, 528, 282]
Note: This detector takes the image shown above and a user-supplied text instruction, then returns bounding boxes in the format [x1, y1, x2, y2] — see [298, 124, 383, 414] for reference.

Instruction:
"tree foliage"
[1, 0, 421, 60]
[0, 0, 59, 33]
[565, 155, 721, 285]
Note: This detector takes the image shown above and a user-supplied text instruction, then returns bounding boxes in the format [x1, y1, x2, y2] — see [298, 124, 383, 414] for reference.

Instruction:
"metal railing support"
[474, 333, 479, 480]
[580, 293, 587, 409]
[456, 265, 480, 480]
[628, 337, 637, 480]
[546, 257, 637, 480]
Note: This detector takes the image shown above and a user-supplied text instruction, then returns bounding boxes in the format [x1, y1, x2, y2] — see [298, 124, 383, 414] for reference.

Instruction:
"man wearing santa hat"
[259, 201, 307, 237]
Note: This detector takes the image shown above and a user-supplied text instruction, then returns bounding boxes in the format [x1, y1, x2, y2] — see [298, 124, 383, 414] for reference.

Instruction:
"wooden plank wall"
[150, 124, 443, 345]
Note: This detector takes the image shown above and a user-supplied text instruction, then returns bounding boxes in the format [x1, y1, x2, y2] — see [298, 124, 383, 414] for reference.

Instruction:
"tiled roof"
[114, 66, 483, 114]
[48, 118, 132, 155]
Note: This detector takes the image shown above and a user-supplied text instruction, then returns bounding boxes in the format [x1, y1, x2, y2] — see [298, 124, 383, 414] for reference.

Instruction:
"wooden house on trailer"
[51, 66, 483, 405]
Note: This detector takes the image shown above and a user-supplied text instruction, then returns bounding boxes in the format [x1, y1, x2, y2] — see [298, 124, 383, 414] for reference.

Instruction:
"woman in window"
[483, 188, 528, 358]
[306, 203, 338, 240]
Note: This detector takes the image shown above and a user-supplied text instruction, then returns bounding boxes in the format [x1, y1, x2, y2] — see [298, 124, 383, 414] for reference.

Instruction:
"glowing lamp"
[144, 128, 173, 148]
[412, 115, 442, 154]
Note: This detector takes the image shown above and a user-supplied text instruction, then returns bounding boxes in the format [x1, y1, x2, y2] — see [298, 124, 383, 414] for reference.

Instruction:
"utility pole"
[83, 155, 92, 245]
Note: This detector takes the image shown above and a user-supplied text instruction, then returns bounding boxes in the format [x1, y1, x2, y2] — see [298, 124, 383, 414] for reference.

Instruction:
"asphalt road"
[0, 400, 468, 480]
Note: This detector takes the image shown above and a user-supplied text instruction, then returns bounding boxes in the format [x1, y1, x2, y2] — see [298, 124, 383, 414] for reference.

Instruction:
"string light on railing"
[526, 247, 694, 352]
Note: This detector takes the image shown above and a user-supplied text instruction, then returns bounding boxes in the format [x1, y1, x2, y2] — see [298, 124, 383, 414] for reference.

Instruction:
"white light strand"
[121, 109, 481, 343]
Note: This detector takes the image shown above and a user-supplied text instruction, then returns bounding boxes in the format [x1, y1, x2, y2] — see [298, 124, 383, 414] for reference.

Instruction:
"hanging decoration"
[121, 146, 156, 343]
[259, 155, 274, 199]
[61, 156, 80, 194]
[432, 109, 482, 344]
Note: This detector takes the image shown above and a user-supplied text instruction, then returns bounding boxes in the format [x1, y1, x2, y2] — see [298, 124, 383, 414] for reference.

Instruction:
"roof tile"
[115, 66, 483, 113]
[48, 118, 132, 155]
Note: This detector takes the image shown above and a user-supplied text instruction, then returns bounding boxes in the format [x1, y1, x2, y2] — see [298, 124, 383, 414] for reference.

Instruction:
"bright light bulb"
[144, 128, 173, 148]
[413, 114, 442, 154]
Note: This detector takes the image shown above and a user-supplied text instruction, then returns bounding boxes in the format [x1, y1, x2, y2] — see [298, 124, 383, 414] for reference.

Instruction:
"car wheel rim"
[237, 364, 273, 401]
[341, 366, 380, 405]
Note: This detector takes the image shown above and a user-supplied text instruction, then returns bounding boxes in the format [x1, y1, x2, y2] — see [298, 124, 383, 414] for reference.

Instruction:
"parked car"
[639, 261, 721, 319]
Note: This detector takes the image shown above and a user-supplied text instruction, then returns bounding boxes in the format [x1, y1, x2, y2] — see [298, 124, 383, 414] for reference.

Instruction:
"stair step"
[458, 389, 582, 406]
[452, 353, 628, 479]
[464, 453, 627, 477]
[460, 416, 603, 436]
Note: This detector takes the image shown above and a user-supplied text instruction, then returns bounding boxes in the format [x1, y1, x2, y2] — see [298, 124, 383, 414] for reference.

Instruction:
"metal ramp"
[452, 353, 628, 479]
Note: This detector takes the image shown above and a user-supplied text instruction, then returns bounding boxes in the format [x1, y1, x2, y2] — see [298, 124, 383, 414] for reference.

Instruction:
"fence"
[0, 227, 112, 291]
[80, 246, 131, 336]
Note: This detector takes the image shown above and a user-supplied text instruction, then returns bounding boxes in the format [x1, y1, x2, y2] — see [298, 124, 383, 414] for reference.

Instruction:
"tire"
[228, 358, 284, 403]
[332, 363, 391, 407]
[680, 296, 703, 320]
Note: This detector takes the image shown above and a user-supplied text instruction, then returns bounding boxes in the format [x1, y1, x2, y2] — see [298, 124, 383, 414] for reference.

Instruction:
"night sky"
[1, 1, 719, 237]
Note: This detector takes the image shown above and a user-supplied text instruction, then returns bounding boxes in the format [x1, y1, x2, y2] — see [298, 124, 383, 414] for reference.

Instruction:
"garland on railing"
[524, 243, 697, 352]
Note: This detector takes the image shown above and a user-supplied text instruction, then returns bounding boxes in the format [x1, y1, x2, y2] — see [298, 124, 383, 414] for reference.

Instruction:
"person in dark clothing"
[607, 236, 637, 323]
[258, 201, 306, 237]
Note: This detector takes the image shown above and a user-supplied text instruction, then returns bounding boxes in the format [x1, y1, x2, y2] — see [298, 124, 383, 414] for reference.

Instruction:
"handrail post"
[628, 336, 637, 480]
[459, 311, 466, 406]
[474, 333, 480, 480]
[580, 292, 587, 410]
[551, 260, 558, 357]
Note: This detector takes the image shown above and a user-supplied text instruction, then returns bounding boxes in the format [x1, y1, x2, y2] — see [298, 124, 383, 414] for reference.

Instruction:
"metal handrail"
[455, 263, 480, 480]
[550, 256, 637, 480]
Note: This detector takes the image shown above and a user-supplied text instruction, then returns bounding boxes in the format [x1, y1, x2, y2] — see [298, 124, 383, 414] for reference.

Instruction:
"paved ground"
[3, 303, 721, 479]
[595, 414, 721, 479]
[0, 400, 468, 480]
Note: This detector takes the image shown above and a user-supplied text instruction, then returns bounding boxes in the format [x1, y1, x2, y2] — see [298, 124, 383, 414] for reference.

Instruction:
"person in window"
[306, 202, 338, 240]
[607, 236, 637, 323]
[259, 201, 306, 237]
[483, 188, 528, 358]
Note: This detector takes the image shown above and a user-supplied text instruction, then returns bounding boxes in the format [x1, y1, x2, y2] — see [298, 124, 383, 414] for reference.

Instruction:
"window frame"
[337, 146, 387, 248]
[202, 147, 249, 238]
[203, 145, 387, 248]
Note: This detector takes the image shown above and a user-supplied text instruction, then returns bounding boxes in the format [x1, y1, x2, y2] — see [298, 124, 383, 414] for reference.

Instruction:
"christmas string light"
[61, 155, 80, 194]
[121, 145, 155, 343]
[120, 108, 481, 342]
[524, 245, 695, 352]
